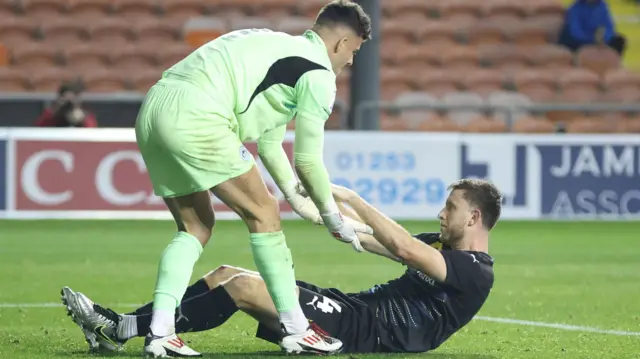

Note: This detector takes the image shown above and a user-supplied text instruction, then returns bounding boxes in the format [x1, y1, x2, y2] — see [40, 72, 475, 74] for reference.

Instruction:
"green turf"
[1, 220, 639, 359]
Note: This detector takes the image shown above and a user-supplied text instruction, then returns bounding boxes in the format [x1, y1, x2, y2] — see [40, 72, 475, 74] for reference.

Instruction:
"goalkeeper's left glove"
[281, 181, 323, 224]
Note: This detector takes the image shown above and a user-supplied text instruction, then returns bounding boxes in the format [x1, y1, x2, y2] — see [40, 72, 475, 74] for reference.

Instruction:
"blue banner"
[537, 144, 640, 218]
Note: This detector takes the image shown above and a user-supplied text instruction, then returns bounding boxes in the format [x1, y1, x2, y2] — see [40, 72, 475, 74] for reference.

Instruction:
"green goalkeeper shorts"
[135, 81, 255, 198]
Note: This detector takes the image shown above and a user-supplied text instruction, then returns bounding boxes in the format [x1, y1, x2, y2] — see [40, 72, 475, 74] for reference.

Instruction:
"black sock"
[127, 279, 210, 317]
[135, 285, 239, 336]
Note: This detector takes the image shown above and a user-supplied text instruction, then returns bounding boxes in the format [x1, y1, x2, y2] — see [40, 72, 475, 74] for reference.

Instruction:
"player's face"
[330, 32, 363, 75]
[438, 190, 476, 244]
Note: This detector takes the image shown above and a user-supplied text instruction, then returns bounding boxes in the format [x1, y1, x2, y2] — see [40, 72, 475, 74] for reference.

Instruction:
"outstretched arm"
[337, 202, 400, 262]
[334, 185, 448, 282]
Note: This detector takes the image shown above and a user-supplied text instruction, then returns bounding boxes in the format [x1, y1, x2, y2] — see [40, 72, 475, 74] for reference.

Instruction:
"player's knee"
[223, 273, 262, 309]
[203, 265, 244, 287]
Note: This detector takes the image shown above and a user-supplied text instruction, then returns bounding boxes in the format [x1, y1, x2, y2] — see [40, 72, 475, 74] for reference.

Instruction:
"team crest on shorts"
[239, 146, 252, 161]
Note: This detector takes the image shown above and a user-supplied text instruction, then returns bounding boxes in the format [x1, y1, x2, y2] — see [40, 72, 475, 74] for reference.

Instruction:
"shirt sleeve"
[295, 69, 337, 123]
[441, 251, 493, 294]
[257, 124, 296, 188]
[292, 69, 338, 212]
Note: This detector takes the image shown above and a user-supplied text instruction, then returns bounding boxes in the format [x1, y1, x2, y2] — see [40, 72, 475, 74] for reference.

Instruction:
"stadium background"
[1, 1, 639, 359]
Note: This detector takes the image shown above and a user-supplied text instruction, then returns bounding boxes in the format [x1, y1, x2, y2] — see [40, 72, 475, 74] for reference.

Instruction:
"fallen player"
[62, 179, 500, 354]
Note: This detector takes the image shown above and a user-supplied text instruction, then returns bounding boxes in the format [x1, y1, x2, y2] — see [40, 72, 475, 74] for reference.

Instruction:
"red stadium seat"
[81, 69, 129, 92]
[20, 0, 67, 19]
[0, 17, 38, 46]
[112, 0, 158, 20]
[133, 18, 181, 46]
[88, 18, 134, 46]
[30, 68, 78, 92]
[159, 0, 208, 21]
[10, 42, 60, 70]
[512, 116, 556, 133]
[157, 43, 192, 69]
[110, 44, 158, 70]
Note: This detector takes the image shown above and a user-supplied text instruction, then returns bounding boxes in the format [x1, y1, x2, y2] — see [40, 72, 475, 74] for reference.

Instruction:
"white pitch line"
[474, 316, 640, 337]
[1, 303, 639, 337]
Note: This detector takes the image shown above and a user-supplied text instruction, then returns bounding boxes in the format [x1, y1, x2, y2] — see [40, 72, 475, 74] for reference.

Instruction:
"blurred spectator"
[558, 0, 626, 55]
[35, 82, 98, 128]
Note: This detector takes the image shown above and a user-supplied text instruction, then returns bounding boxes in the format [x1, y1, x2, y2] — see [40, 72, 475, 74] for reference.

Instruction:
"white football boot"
[280, 322, 343, 355]
[143, 331, 202, 358]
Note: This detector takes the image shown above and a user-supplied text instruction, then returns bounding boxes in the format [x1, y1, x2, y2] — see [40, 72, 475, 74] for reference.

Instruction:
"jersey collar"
[302, 30, 334, 72]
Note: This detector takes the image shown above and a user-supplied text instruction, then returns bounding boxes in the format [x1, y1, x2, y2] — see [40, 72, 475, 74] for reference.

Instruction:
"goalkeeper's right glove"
[321, 212, 372, 252]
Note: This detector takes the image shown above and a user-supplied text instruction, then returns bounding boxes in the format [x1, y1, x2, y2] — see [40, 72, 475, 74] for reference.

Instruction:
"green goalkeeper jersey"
[161, 28, 338, 211]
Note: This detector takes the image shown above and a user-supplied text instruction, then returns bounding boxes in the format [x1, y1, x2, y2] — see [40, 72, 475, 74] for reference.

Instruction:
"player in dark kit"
[61, 179, 501, 355]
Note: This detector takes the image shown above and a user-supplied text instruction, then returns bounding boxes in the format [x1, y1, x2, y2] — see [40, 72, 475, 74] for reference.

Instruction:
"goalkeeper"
[131, 1, 372, 357]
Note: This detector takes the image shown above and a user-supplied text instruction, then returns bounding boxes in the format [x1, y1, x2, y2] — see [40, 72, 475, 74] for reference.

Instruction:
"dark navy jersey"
[352, 232, 494, 353]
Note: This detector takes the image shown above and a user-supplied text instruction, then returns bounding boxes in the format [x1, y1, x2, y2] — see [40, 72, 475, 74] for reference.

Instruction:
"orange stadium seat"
[62, 44, 110, 71]
[577, 45, 621, 77]
[112, 0, 158, 20]
[464, 22, 507, 46]
[88, 18, 133, 46]
[297, 0, 327, 18]
[259, 0, 298, 18]
[602, 87, 640, 103]
[487, 91, 533, 123]
[67, 0, 112, 18]
[418, 21, 458, 47]
[512, 115, 556, 133]
[479, 44, 528, 70]
[526, 0, 565, 18]
[380, 41, 416, 67]
[439, 0, 482, 24]
[416, 70, 462, 98]
[482, 0, 526, 22]
[274, 17, 312, 35]
[549, 88, 602, 123]
[0, 17, 38, 46]
[157, 43, 193, 68]
[183, 17, 226, 49]
[602, 68, 640, 92]
[443, 92, 485, 125]
[81, 69, 129, 92]
[0, 42, 7, 66]
[19, 0, 67, 19]
[129, 68, 162, 92]
[616, 117, 640, 133]
[385, 0, 432, 24]
[464, 115, 507, 133]
[416, 114, 464, 132]
[509, 22, 550, 46]
[510, 69, 558, 102]
[229, 17, 273, 31]
[565, 116, 615, 133]
[380, 116, 413, 132]
[110, 44, 158, 70]
[558, 68, 600, 92]
[40, 20, 88, 46]
[439, 45, 479, 70]
[0, 1, 16, 18]
[395, 91, 440, 123]
[10, 42, 59, 70]
[133, 18, 181, 45]
[528, 44, 574, 68]
[402, 48, 439, 74]
[159, 0, 208, 21]
[463, 69, 506, 97]
[29, 68, 77, 92]
[381, 68, 415, 100]
[382, 21, 415, 48]
[0, 67, 29, 91]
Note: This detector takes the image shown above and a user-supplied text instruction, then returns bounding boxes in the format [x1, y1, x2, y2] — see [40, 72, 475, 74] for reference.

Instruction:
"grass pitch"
[1, 220, 639, 359]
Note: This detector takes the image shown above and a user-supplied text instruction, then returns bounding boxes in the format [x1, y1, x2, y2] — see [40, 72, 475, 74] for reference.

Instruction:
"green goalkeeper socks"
[152, 232, 204, 312]
[250, 231, 308, 334]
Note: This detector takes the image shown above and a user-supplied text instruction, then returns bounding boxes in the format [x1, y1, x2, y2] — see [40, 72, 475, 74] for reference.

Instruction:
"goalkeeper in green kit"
[120, 1, 373, 357]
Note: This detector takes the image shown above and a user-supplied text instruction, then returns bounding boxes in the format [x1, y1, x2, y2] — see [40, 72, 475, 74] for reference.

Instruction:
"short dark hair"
[314, 0, 372, 40]
[449, 179, 503, 230]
